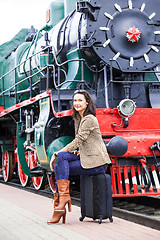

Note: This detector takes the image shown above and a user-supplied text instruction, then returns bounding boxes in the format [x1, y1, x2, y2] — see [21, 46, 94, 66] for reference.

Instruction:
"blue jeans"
[54, 152, 107, 192]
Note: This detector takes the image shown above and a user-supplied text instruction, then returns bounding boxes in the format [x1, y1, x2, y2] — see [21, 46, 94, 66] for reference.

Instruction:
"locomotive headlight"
[117, 99, 136, 118]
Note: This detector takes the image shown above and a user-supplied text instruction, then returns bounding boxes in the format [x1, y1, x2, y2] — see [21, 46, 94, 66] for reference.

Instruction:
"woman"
[47, 90, 111, 224]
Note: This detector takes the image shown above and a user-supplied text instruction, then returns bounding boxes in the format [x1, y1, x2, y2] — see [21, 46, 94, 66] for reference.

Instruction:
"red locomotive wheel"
[18, 152, 30, 187]
[2, 151, 13, 182]
[47, 174, 56, 193]
[29, 152, 45, 190]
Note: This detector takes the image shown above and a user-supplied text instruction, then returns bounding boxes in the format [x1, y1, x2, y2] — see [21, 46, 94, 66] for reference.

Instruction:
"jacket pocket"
[85, 149, 99, 156]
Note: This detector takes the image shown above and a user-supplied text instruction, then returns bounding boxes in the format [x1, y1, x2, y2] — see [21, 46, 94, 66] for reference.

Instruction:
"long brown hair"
[72, 90, 96, 119]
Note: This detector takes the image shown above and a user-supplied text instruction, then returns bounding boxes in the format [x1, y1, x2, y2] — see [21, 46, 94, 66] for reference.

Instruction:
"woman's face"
[73, 93, 88, 116]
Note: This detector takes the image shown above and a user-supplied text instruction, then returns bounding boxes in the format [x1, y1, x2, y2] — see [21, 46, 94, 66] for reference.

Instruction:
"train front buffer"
[97, 105, 160, 197]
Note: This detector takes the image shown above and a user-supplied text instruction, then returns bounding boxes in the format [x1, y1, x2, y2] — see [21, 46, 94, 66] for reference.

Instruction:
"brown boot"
[55, 179, 71, 212]
[47, 209, 66, 224]
[47, 192, 67, 224]
[53, 192, 59, 208]
[48, 192, 59, 221]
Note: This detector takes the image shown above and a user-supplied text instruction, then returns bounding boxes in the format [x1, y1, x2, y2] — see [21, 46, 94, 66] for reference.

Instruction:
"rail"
[0, 46, 50, 108]
[0, 45, 87, 111]
[51, 46, 86, 88]
[1, 42, 160, 111]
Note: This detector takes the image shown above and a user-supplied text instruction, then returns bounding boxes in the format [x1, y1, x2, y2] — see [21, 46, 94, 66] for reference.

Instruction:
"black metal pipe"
[19, 108, 22, 122]
[81, 61, 84, 90]
[46, 47, 50, 90]
[110, 60, 113, 108]
[2, 76, 5, 108]
[15, 68, 17, 104]
[57, 66, 61, 112]
[104, 66, 109, 108]
[29, 57, 32, 98]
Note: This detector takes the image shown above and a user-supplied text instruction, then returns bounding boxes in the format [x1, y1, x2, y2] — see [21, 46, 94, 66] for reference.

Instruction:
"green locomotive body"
[0, 0, 160, 196]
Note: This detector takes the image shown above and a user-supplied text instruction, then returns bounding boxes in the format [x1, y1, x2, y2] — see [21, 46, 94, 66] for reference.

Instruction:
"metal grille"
[110, 165, 160, 197]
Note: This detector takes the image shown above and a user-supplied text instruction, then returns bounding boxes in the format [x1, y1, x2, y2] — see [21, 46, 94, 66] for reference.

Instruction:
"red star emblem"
[126, 26, 141, 42]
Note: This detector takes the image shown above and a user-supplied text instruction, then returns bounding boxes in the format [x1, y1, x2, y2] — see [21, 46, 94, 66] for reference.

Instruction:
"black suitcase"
[79, 173, 113, 224]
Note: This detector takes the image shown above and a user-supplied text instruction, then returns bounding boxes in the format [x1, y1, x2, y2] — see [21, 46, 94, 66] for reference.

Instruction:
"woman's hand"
[71, 150, 80, 156]
[50, 153, 57, 172]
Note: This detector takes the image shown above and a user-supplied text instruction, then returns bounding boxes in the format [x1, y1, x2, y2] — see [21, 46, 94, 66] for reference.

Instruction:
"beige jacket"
[65, 114, 111, 169]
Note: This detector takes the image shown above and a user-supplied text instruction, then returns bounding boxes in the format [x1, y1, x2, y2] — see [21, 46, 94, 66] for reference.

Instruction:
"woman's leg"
[49, 152, 107, 223]
[54, 165, 59, 193]
[69, 160, 107, 176]
[53, 152, 79, 215]
[55, 152, 80, 180]
[55, 151, 107, 180]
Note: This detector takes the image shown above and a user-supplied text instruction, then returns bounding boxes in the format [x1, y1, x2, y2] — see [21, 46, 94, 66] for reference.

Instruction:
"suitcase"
[79, 173, 113, 224]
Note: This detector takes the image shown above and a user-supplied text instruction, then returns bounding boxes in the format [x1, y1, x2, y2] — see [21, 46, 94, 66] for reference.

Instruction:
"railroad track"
[0, 177, 160, 231]
[113, 197, 160, 231]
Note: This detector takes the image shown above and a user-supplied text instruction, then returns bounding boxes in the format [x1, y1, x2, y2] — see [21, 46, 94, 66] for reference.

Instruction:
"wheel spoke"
[18, 152, 30, 187]
[48, 174, 56, 193]
[29, 152, 45, 190]
[2, 151, 13, 182]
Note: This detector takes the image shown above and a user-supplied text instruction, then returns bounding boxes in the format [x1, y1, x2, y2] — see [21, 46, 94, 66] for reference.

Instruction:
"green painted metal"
[64, 0, 77, 16]
[1, 145, 14, 152]
[40, 53, 53, 69]
[16, 122, 32, 176]
[0, 29, 30, 107]
[0, 29, 39, 108]
[15, 35, 42, 87]
[47, 136, 74, 169]
[1, 53, 16, 108]
[15, 42, 32, 101]
[1, 42, 34, 108]
[61, 48, 93, 89]
[15, 42, 31, 77]
[46, 0, 64, 28]
[0, 139, 14, 152]
[35, 97, 50, 169]
[0, 29, 29, 67]
[2, 29, 44, 108]
[144, 73, 158, 88]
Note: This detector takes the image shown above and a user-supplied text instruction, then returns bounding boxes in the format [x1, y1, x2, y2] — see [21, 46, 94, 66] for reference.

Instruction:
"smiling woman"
[73, 94, 88, 117]
[48, 90, 111, 224]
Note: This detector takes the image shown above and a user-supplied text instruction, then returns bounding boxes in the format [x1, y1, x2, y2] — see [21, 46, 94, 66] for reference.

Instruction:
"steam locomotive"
[0, 0, 160, 196]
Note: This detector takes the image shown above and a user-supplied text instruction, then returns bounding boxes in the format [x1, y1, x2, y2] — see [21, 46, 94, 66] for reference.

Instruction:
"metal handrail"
[0, 67, 47, 96]
[0, 46, 49, 81]
[0, 44, 87, 99]
[0, 46, 50, 98]
[51, 46, 85, 90]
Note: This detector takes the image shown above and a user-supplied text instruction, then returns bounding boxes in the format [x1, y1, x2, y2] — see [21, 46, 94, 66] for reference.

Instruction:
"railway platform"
[0, 183, 159, 240]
